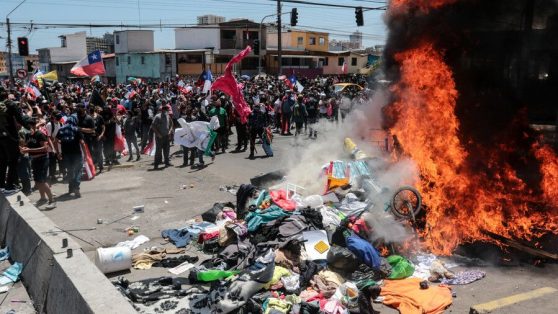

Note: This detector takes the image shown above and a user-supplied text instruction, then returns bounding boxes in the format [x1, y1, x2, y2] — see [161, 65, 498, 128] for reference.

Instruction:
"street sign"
[16, 69, 28, 78]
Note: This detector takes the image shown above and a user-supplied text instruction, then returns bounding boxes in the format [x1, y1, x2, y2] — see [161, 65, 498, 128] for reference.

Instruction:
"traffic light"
[253, 39, 260, 55]
[18, 37, 29, 56]
[355, 7, 364, 26]
[291, 8, 298, 26]
[26, 60, 33, 72]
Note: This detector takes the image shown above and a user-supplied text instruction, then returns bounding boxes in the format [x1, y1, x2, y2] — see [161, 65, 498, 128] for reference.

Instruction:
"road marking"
[470, 287, 558, 314]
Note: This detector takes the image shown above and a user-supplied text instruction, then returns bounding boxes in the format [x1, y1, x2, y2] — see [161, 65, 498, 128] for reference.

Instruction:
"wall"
[267, 31, 328, 52]
[114, 31, 128, 54]
[127, 31, 154, 53]
[49, 32, 87, 63]
[175, 28, 220, 50]
[116, 53, 161, 83]
[103, 57, 116, 82]
[159, 53, 177, 82]
[322, 53, 367, 75]
[0, 194, 136, 314]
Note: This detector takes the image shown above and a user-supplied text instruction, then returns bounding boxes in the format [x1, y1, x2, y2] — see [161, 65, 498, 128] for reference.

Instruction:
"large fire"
[386, 1, 558, 255]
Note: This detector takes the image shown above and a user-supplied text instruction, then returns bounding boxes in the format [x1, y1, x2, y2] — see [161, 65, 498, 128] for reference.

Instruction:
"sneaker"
[74, 190, 81, 198]
[44, 201, 57, 210]
[136, 156, 141, 161]
[34, 198, 48, 207]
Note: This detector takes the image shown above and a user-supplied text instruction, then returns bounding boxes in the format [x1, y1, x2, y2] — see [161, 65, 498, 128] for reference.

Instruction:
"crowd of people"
[0, 73, 369, 210]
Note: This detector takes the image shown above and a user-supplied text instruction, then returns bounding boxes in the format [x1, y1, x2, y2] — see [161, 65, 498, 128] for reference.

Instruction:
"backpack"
[57, 125, 77, 144]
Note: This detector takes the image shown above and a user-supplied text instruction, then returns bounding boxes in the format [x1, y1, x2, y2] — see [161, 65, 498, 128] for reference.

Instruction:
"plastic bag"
[387, 255, 415, 279]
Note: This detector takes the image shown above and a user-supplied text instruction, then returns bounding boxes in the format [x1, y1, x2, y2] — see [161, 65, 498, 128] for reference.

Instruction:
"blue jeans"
[64, 153, 82, 192]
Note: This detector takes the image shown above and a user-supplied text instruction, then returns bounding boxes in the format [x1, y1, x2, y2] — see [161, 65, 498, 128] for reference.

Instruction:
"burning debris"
[383, 0, 558, 255]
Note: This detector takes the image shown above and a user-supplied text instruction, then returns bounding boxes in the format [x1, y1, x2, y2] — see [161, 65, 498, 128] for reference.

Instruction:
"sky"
[2, 0, 388, 53]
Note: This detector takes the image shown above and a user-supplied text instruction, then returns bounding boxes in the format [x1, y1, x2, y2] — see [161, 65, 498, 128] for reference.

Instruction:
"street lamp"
[6, 0, 28, 88]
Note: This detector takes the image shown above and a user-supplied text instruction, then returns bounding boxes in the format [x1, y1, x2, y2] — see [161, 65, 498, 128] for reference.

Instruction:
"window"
[141, 56, 145, 65]
[165, 54, 171, 65]
[297, 37, 303, 46]
[309, 37, 316, 45]
[324, 57, 329, 66]
[338, 57, 344, 66]
[116, 57, 119, 66]
[115, 35, 119, 45]
[351, 57, 357, 66]
[127, 56, 131, 65]
[319, 37, 325, 45]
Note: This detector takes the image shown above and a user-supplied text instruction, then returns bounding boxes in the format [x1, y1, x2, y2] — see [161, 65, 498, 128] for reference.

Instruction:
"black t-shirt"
[59, 128, 83, 156]
[78, 114, 95, 141]
[94, 115, 105, 136]
[26, 130, 47, 157]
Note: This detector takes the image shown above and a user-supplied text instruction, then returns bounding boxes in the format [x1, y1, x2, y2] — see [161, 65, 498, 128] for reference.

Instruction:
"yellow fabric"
[39, 70, 58, 81]
[264, 266, 291, 289]
[380, 278, 452, 314]
[264, 298, 291, 314]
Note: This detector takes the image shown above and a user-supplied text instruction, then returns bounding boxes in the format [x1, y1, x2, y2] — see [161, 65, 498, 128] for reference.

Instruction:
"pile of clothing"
[114, 184, 470, 314]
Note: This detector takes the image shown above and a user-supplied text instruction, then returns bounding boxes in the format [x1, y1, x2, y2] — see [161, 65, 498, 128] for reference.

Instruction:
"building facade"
[86, 33, 114, 54]
[197, 15, 225, 25]
[175, 19, 265, 75]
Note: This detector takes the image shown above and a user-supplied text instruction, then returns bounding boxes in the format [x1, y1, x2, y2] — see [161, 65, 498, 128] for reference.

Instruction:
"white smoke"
[283, 83, 419, 244]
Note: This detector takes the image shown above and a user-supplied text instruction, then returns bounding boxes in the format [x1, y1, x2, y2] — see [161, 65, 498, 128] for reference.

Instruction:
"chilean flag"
[70, 50, 105, 77]
[289, 73, 304, 92]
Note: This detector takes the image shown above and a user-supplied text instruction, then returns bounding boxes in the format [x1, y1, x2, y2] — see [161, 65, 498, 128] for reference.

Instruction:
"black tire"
[390, 186, 422, 219]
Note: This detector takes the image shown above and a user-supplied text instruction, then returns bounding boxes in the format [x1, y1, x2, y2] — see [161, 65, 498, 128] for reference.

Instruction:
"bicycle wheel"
[390, 186, 422, 219]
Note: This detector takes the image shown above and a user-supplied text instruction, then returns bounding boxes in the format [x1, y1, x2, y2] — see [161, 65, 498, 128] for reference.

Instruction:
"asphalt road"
[24, 131, 558, 314]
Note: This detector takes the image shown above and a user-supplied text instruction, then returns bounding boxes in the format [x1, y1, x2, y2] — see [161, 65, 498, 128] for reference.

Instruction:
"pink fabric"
[211, 46, 253, 123]
[269, 190, 297, 211]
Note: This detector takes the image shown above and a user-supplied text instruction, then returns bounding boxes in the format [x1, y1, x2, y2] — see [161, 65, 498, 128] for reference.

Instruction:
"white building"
[37, 31, 87, 71]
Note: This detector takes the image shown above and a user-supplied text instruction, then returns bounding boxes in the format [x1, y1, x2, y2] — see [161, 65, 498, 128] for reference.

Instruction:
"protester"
[0, 88, 25, 194]
[208, 99, 228, 153]
[151, 105, 173, 169]
[248, 104, 268, 159]
[123, 110, 141, 162]
[55, 115, 85, 198]
[21, 118, 56, 209]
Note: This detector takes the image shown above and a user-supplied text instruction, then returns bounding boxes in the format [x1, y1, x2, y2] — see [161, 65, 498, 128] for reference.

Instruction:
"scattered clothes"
[270, 189, 297, 211]
[264, 266, 292, 289]
[237, 184, 258, 218]
[0, 247, 9, 261]
[281, 274, 301, 293]
[264, 297, 294, 314]
[327, 246, 359, 275]
[154, 255, 199, 268]
[412, 254, 458, 281]
[303, 230, 331, 261]
[116, 235, 150, 250]
[441, 270, 485, 285]
[190, 269, 240, 282]
[202, 202, 236, 223]
[387, 255, 415, 280]
[346, 235, 381, 269]
[162, 222, 216, 248]
[132, 248, 185, 269]
[338, 193, 367, 217]
[311, 270, 345, 298]
[246, 205, 290, 232]
[167, 262, 195, 275]
[331, 282, 359, 308]
[428, 260, 455, 282]
[0, 263, 23, 286]
[380, 277, 453, 314]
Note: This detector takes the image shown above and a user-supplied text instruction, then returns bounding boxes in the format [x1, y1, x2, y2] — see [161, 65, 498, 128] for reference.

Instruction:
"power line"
[264, 0, 386, 10]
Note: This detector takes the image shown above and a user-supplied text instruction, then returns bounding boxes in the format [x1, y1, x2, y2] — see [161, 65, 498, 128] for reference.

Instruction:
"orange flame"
[389, 0, 458, 15]
[387, 42, 558, 255]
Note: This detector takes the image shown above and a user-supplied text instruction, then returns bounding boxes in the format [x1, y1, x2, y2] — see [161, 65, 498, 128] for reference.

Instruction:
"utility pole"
[277, 0, 282, 76]
[6, 0, 28, 88]
[6, 17, 14, 87]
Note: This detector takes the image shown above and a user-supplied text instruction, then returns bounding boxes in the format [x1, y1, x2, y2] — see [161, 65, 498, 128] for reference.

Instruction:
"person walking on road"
[55, 115, 86, 198]
[151, 105, 173, 169]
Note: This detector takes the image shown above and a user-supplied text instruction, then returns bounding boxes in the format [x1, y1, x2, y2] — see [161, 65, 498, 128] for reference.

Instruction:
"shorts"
[31, 155, 49, 183]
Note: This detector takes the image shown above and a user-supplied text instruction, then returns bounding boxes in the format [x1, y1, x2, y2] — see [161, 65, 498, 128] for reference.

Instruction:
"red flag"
[211, 46, 253, 124]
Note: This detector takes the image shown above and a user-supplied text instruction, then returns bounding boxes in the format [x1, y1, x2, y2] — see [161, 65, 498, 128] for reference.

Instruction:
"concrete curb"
[0, 193, 136, 314]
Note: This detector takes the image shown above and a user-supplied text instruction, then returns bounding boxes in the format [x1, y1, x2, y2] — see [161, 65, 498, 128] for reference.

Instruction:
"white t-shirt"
[45, 121, 61, 153]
